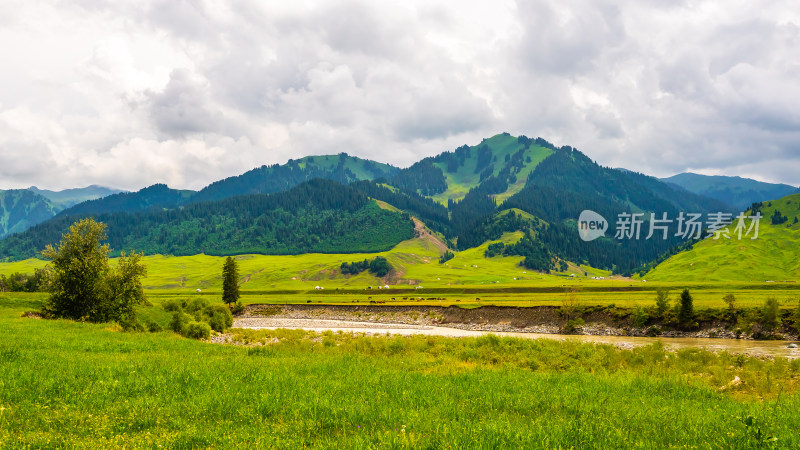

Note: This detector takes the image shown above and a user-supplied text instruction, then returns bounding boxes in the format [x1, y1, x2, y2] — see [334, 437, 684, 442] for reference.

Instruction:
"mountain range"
[0, 185, 123, 239]
[661, 173, 798, 211]
[1, 133, 794, 276]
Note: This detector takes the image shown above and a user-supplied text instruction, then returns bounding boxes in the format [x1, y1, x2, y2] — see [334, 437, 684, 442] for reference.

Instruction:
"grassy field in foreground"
[2, 293, 800, 448]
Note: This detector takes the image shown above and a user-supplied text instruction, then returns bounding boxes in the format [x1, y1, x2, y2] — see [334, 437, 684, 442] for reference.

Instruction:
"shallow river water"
[235, 318, 800, 359]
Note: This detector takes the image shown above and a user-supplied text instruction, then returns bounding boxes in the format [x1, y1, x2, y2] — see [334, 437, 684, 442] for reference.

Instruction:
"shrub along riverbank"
[2, 293, 800, 448]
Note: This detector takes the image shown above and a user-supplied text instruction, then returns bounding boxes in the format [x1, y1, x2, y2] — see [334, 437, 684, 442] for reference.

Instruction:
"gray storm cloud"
[0, 0, 797, 191]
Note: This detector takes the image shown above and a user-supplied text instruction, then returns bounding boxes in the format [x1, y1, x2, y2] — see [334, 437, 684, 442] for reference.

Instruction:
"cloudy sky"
[0, 0, 798, 191]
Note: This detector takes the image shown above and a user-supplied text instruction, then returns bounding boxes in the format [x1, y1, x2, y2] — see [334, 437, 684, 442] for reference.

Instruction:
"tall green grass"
[1, 293, 799, 448]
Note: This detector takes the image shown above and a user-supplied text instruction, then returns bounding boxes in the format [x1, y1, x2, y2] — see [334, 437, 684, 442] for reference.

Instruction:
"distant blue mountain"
[661, 173, 799, 211]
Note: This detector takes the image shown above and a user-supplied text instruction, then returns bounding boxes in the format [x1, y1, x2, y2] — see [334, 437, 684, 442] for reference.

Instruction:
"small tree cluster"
[340, 256, 392, 277]
[0, 269, 46, 292]
[438, 251, 455, 264]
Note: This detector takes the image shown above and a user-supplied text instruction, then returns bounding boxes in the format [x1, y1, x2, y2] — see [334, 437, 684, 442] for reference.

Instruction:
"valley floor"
[3, 293, 800, 448]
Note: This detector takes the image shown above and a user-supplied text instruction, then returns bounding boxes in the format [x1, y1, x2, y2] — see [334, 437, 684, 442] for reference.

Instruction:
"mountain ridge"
[661, 172, 798, 211]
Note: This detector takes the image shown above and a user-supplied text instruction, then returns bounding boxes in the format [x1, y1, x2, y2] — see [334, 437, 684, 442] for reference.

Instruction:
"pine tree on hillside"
[222, 256, 240, 307]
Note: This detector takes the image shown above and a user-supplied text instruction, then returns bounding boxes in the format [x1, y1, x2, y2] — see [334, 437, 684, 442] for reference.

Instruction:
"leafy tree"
[655, 288, 671, 316]
[222, 256, 240, 307]
[761, 297, 781, 332]
[723, 294, 737, 313]
[41, 218, 146, 323]
[678, 289, 694, 326]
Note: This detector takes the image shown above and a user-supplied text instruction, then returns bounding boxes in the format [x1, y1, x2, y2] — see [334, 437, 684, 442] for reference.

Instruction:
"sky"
[0, 0, 798, 191]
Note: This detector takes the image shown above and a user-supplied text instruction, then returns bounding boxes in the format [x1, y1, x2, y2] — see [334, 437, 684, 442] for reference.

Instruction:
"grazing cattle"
[370, 300, 377, 304]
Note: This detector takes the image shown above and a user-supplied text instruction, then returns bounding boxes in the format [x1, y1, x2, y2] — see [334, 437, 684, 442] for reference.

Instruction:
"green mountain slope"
[662, 173, 798, 211]
[191, 153, 399, 203]
[0, 179, 415, 260]
[445, 144, 733, 274]
[430, 133, 554, 204]
[391, 133, 555, 204]
[644, 193, 800, 281]
[0, 190, 59, 239]
[0, 133, 741, 277]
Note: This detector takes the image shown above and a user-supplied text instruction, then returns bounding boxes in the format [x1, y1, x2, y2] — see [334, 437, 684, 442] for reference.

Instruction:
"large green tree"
[222, 256, 240, 306]
[42, 218, 147, 323]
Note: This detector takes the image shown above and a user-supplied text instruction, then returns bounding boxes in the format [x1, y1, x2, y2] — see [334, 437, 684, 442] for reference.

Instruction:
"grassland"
[2, 292, 800, 448]
[3, 227, 800, 311]
[645, 194, 800, 282]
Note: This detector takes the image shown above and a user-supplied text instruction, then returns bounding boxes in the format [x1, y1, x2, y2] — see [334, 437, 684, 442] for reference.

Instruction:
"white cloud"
[0, 0, 798, 191]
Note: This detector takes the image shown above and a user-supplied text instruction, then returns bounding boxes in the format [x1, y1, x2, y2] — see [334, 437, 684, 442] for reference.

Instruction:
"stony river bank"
[236, 304, 797, 341]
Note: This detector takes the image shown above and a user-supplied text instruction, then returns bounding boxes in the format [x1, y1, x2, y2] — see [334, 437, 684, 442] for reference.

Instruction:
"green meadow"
[2, 292, 800, 448]
[645, 195, 800, 282]
[3, 228, 800, 310]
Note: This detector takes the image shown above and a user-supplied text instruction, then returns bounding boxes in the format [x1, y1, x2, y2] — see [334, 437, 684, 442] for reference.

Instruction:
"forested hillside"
[389, 133, 555, 204]
[0, 133, 749, 275]
[56, 184, 195, 218]
[0, 180, 415, 259]
[190, 153, 398, 203]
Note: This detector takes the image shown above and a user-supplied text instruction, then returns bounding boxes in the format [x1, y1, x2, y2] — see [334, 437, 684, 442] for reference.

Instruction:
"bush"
[162, 299, 183, 312]
[633, 306, 649, 328]
[205, 305, 233, 332]
[185, 297, 210, 314]
[119, 315, 145, 332]
[563, 318, 584, 334]
[170, 311, 191, 334]
[147, 321, 163, 333]
[185, 321, 211, 340]
[761, 297, 781, 332]
[645, 326, 661, 337]
[232, 301, 246, 315]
